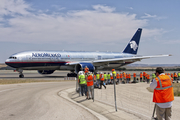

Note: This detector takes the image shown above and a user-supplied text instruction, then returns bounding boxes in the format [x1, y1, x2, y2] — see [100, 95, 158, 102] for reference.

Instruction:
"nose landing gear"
[17, 69, 24, 78]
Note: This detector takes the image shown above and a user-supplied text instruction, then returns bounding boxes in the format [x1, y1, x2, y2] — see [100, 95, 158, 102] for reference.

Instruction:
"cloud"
[0, 0, 31, 16]
[127, 7, 133, 10]
[92, 4, 116, 13]
[0, 1, 164, 44]
[141, 13, 167, 21]
[141, 13, 157, 19]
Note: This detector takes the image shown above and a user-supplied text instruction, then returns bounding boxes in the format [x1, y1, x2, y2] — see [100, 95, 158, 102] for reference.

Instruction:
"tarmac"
[59, 82, 180, 120]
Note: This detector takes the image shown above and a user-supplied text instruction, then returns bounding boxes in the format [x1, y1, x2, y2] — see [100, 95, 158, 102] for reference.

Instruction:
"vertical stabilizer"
[122, 28, 142, 54]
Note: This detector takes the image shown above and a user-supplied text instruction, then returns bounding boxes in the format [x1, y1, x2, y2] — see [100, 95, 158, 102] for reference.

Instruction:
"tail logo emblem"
[130, 41, 138, 51]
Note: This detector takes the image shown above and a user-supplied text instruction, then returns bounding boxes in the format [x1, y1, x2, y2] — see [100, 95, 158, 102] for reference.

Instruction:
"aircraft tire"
[19, 74, 24, 78]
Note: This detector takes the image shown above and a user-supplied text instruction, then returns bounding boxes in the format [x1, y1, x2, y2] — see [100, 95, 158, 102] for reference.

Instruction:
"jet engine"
[75, 63, 95, 73]
[38, 70, 55, 74]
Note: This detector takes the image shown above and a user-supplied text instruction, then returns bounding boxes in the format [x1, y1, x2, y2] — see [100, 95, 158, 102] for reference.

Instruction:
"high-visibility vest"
[153, 75, 174, 103]
[96, 74, 100, 79]
[94, 75, 96, 80]
[123, 73, 126, 77]
[84, 68, 89, 73]
[87, 75, 93, 86]
[174, 73, 178, 78]
[111, 75, 113, 80]
[116, 73, 120, 79]
[171, 73, 173, 78]
[128, 74, 131, 79]
[133, 73, 136, 77]
[112, 71, 116, 77]
[140, 73, 143, 78]
[79, 74, 86, 85]
[152, 73, 156, 79]
[143, 72, 146, 76]
[104, 74, 107, 79]
[120, 74, 123, 78]
[100, 74, 104, 81]
[147, 74, 150, 79]
[178, 73, 180, 77]
[107, 74, 111, 79]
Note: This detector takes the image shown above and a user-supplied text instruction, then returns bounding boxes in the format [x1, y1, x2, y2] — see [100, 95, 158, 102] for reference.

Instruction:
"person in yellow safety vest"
[104, 72, 107, 85]
[178, 72, 180, 82]
[112, 69, 116, 77]
[96, 72, 100, 87]
[107, 73, 111, 85]
[78, 71, 87, 96]
[150, 67, 174, 120]
[100, 72, 106, 89]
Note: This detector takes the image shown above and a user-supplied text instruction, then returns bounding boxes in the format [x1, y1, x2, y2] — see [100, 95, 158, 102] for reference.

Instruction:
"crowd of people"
[77, 66, 179, 119]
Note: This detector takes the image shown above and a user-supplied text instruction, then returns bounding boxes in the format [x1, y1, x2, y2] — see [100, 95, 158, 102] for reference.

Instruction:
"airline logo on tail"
[130, 41, 138, 51]
[122, 28, 142, 55]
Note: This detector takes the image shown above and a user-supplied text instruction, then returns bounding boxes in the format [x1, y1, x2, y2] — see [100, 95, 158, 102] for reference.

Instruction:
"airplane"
[5, 28, 170, 78]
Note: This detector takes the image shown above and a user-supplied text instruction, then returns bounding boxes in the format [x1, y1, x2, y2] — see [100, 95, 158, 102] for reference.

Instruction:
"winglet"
[122, 28, 142, 55]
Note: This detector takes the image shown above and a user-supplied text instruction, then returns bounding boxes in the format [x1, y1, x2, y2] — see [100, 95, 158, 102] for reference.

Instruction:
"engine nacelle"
[75, 63, 95, 73]
[38, 70, 55, 74]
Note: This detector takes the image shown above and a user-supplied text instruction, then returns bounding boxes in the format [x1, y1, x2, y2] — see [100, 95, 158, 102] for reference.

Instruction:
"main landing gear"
[67, 73, 77, 77]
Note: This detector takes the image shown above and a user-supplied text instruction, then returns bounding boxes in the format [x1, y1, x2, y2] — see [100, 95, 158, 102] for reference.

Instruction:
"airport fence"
[93, 82, 180, 120]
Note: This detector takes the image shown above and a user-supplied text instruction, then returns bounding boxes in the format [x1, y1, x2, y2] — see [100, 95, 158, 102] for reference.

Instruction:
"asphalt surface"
[0, 70, 67, 80]
[0, 82, 99, 120]
[1, 70, 180, 120]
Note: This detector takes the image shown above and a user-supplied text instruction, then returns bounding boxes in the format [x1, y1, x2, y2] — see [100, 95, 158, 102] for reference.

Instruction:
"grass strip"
[0, 79, 75, 85]
[147, 83, 180, 96]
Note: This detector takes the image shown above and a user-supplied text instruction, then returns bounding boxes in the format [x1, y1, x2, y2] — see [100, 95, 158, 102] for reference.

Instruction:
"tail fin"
[122, 28, 142, 55]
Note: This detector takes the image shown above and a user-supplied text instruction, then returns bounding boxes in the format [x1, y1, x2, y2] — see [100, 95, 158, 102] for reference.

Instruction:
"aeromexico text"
[32, 53, 61, 57]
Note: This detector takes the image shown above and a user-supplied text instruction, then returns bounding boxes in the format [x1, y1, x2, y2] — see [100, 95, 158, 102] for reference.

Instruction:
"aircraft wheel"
[67, 73, 70, 77]
[19, 74, 24, 78]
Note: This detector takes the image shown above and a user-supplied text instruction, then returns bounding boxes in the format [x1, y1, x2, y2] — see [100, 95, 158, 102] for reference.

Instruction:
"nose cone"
[5, 59, 10, 65]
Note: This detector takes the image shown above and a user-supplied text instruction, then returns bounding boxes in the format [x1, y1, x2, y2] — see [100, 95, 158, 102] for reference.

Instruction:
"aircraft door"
[98, 55, 101, 60]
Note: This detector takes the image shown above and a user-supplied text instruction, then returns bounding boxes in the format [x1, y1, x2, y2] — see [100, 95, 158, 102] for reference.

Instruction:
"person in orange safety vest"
[140, 72, 143, 82]
[143, 72, 146, 81]
[150, 67, 174, 120]
[84, 66, 89, 74]
[86, 72, 94, 99]
[100, 72, 106, 89]
[174, 72, 178, 82]
[116, 73, 120, 84]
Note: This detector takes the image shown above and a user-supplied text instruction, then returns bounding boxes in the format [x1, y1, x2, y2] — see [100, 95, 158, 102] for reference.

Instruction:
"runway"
[0, 70, 68, 80]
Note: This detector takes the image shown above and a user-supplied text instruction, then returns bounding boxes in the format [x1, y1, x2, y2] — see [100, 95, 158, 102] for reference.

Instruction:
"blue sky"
[0, 0, 180, 64]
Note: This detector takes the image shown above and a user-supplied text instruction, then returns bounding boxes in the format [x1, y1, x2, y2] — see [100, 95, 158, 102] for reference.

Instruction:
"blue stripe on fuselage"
[5, 62, 67, 68]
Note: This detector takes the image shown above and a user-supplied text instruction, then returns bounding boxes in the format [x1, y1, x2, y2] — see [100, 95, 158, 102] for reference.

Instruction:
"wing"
[66, 54, 171, 66]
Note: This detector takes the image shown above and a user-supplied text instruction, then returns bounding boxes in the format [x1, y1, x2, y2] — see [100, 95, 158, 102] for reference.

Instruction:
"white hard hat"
[78, 71, 83, 75]
[87, 71, 91, 75]
[100, 72, 103, 74]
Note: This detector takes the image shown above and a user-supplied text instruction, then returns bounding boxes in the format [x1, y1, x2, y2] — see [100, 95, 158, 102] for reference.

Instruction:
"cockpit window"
[9, 56, 17, 59]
